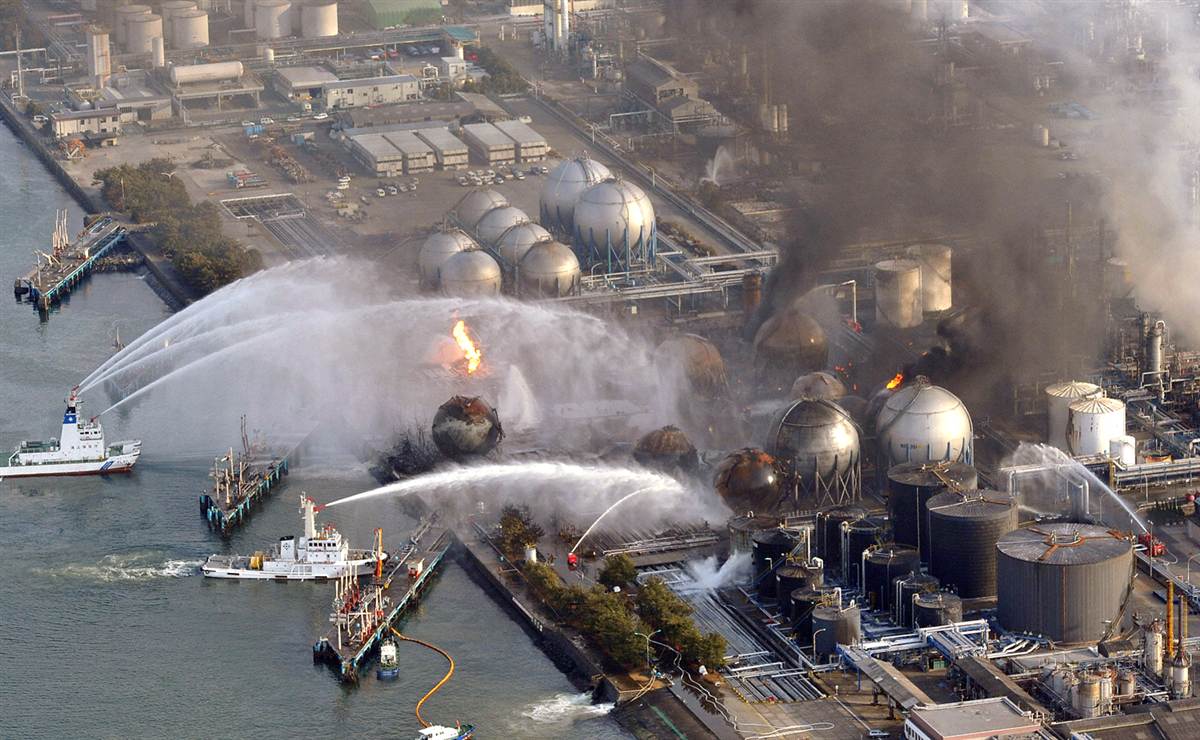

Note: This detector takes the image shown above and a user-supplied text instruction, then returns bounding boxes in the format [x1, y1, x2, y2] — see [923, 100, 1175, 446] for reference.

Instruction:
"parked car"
[376, 188, 386, 197]
[312, 112, 329, 120]
[286, 115, 300, 122]
[259, 116, 274, 125]
[514, 171, 525, 180]
[240, 120, 254, 127]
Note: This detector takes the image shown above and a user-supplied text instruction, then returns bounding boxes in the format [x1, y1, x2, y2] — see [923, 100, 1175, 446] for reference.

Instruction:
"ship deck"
[198, 425, 316, 536]
[16, 222, 131, 312]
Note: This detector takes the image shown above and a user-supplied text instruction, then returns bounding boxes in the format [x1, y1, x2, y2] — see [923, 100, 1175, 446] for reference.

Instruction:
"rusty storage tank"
[843, 515, 885, 586]
[927, 491, 1019, 598]
[791, 371, 847, 401]
[431, 396, 504, 460]
[766, 398, 861, 504]
[791, 586, 837, 645]
[633, 425, 699, 475]
[863, 545, 921, 611]
[752, 529, 799, 598]
[816, 505, 866, 577]
[887, 461, 978, 561]
[776, 562, 823, 618]
[655, 334, 729, 401]
[715, 449, 784, 516]
[894, 573, 940, 628]
[728, 514, 781, 554]
[812, 604, 862, 659]
[753, 307, 829, 387]
[913, 592, 963, 627]
[996, 524, 1133, 643]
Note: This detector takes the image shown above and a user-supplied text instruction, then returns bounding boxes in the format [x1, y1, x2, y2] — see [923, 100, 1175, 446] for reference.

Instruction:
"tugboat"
[413, 725, 475, 740]
[0, 388, 141, 478]
[202, 494, 387, 580]
[377, 638, 400, 681]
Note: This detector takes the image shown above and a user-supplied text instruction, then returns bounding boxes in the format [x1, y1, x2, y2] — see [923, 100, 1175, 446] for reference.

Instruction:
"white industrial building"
[273, 66, 339, 100]
[438, 56, 467, 82]
[493, 119, 548, 161]
[460, 122, 516, 165]
[349, 133, 405, 176]
[323, 74, 420, 109]
[415, 127, 469, 170]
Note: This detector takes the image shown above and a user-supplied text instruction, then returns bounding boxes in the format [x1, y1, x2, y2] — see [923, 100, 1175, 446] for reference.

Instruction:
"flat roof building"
[906, 698, 1042, 740]
[414, 127, 468, 170]
[348, 132, 404, 177]
[492, 119, 548, 161]
[381, 130, 433, 173]
[460, 121, 515, 165]
[273, 66, 339, 99]
[324, 74, 420, 110]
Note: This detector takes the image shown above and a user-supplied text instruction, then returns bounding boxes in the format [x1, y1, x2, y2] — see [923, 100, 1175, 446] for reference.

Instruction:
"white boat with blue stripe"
[0, 388, 141, 478]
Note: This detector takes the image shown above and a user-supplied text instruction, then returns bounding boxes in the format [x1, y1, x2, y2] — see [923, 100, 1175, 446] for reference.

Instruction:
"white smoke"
[682, 552, 753, 591]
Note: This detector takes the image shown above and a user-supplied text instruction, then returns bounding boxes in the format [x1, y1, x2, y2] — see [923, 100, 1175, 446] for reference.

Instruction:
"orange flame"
[886, 372, 904, 390]
[453, 320, 481, 374]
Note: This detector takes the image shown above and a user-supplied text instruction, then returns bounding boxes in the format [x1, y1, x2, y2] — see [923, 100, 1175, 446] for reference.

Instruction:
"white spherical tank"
[126, 14, 163, 54]
[1045, 381, 1103, 451]
[517, 241, 580, 298]
[874, 259, 923, 329]
[474, 206, 530, 247]
[905, 243, 952, 313]
[255, 0, 292, 40]
[876, 378, 973, 470]
[301, 0, 338, 38]
[418, 229, 477, 288]
[540, 156, 611, 234]
[115, 4, 152, 46]
[439, 250, 502, 297]
[1110, 435, 1136, 467]
[573, 178, 655, 264]
[455, 189, 508, 230]
[169, 61, 243, 85]
[160, 0, 197, 43]
[1067, 397, 1126, 457]
[172, 10, 209, 50]
[496, 222, 551, 266]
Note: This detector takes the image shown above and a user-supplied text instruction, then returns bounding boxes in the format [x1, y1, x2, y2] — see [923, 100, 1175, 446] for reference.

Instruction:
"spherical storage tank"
[573, 178, 655, 265]
[1045, 381, 1103, 451]
[455, 189, 508, 231]
[874, 258, 923, 329]
[753, 308, 829, 384]
[301, 0, 338, 38]
[517, 241, 580, 298]
[115, 4, 152, 45]
[791, 371, 847, 401]
[714, 448, 784, 515]
[906, 244, 953, 313]
[256, 0, 292, 40]
[876, 378, 973, 473]
[766, 398, 860, 503]
[633, 425, 698, 475]
[172, 10, 209, 50]
[887, 461, 978, 560]
[496, 222, 551, 266]
[926, 491, 1018, 598]
[1067, 397, 1126, 457]
[126, 14, 163, 54]
[474, 206, 529, 247]
[540, 155, 611, 234]
[418, 229, 478, 289]
[438, 250, 501, 297]
[431, 396, 504, 459]
[996, 523, 1133, 643]
[656, 334, 729, 401]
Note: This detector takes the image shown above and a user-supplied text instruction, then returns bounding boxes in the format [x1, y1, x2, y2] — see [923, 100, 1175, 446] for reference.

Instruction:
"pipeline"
[389, 627, 455, 729]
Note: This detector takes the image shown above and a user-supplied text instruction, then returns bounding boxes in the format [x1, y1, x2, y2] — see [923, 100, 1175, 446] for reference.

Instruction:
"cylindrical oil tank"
[169, 61, 243, 86]
[633, 425, 698, 475]
[728, 514, 780, 555]
[791, 371, 847, 401]
[455, 189, 508, 230]
[418, 229, 477, 289]
[926, 491, 1018, 597]
[244, 0, 257, 28]
[474, 206, 529, 246]
[1067, 397, 1126, 457]
[1045, 381, 1103, 452]
[262, 46, 275, 62]
[895, 573, 940, 628]
[996, 523, 1133, 643]
[172, 10, 209, 49]
[256, 0, 292, 40]
[125, 14, 162, 54]
[844, 516, 886, 587]
[776, 562, 823, 619]
[752, 529, 799, 598]
[1075, 673, 1101, 718]
[573, 178, 656, 264]
[715, 449, 783, 515]
[766, 398, 860, 504]
[906, 244, 952, 313]
[160, 0, 196, 42]
[115, 4, 152, 45]
[875, 378, 973, 474]
[431, 395, 503, 459]
[913, 591, 962, 627]
[813, 604, 861, 658]
[437, 249, 501, 297]
[656, 334, 729, 402]
[887, 461, 977, 560]
[517, 241, 580, 298]
[1117, 670, 1137, 696]
[863, 545, 921, 611]
[791, 586, 837, 644]
[752, 307, 828, 384]
[301, 0, 337, 37]
[816, 505, 865, 577]
[874, 258, 923, 329]
[540, 155, 612, 234]
[496, 222, 551, 266]
[1143, 620, 1165, 676]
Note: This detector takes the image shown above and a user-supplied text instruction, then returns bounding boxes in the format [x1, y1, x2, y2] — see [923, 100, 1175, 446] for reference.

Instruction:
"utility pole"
[15, 25, 25, 100]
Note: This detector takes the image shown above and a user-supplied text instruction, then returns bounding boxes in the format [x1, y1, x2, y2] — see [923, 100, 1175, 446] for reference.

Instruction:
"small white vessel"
[377, 637, 400, 680]
[0, 388, 140, 478]
[414, 726, 474, 740]
[202, 495, 387, 580]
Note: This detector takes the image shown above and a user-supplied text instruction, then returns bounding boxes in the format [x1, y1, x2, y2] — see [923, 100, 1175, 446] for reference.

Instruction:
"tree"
[635, 577, 692, 626]
[579, 587, 648, 669]
[598, 554, 638, 590]
[497, 505, 545, 560]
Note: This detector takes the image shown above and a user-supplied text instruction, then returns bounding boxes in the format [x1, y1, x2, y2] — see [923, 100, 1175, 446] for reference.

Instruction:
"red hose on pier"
[389, 626, 455, 729]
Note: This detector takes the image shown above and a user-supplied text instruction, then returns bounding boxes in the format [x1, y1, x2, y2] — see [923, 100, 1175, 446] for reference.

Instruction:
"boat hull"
[0, 455, 138, 478]
[202, 555, 384, 581]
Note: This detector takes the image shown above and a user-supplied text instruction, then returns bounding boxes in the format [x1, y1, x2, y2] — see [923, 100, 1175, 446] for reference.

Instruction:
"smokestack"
[1168, 579, 1175, 660]
[152, 35, 165, 68]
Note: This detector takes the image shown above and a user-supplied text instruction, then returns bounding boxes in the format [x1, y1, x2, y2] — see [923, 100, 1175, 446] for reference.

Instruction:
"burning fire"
[452, 320, 482, 374]
[886, 372, 904, 390]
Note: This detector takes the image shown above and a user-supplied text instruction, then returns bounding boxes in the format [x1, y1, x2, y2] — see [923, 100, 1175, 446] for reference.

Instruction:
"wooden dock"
[312, 520, 456, 683]
[13, 215, 131, 312]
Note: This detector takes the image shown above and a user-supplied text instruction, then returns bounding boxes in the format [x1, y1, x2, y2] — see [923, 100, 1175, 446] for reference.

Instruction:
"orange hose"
[389, 627, 455, 729]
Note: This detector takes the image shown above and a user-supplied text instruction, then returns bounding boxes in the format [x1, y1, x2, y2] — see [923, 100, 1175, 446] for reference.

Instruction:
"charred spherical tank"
[655, 334, 729, 401]
[791, 371, 847, 401]
[766, 399, 860, 505]
[753, 308, 828, 388]
[431, 396, 504, 459]
[714, 448, 784, 515]
[633, 425, 699, 475]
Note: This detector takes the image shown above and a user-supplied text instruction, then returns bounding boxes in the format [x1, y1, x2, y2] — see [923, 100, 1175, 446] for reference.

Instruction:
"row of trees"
[93, 159, 261, 294]
[463, 47, 529, 95]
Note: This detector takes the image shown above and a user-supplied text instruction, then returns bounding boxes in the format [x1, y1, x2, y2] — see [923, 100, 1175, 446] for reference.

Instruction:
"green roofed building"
[366, 0, 443, 29]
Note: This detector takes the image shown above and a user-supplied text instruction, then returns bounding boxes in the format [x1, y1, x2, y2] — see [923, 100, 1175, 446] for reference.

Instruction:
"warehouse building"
[460, 121, 515, 165]
[493, 118, 548, 161]
[349, 132, 405, 177]
[273, 66, 339, 100]
[414, 127, 469, 170]
[381, 130, 433, 173]
[905, 698, 1043, 740]
[324, 74, 420, 109]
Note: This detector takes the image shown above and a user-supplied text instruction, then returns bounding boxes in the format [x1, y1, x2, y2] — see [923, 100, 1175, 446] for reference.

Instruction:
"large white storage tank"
[1045, 381, 1103, 452]
[540, 155, 611, 234]
[572, 177, 656, 267]
[255, 0, 291, 39]
[874, 259, 923, 329]
[418, 229, 477, 289]
[126, 14, 163, 54]
[474, 206, 530, 247]
[115, 4, 152, 46]
[1067, 397, 1126, 457]
[454, 189, 509, 231]
[300, 0, 338, 37]
[160, 0, 197, 42]
[439, 250, 502, 297]
[172, 10, 209, 50]
[906, 244, 952, 313]
[517, 241, 581, 298]
[169, 61, 244, 85]
[876, 378, 973, 472]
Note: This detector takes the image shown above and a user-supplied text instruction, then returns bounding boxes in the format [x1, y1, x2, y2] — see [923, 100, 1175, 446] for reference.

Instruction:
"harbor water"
[0, 123, 629, 739]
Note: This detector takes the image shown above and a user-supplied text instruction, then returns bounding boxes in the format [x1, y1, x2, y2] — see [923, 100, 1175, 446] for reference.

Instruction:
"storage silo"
[172, 10, 209, 50]
[473, 206, 529, 246]
[496, 222, 551, 267]
[996, 523, 1133, 643]
[573, 178, 656, 270]
[863, 545, 921, 611]
[766, 398, 860, 505]
[418, 229, 478, 289]
[791, 586, 837, 644]
[126, 14, 163, 54]
[906, 243, 952, 313]
[437, 249, 501, 297]
[517, 241, 580, 298]
[1067, 397, 1126, 457]
[115, 4, 152, 46]
[455, 189, 509, 231]
[843, 516, 885, 587]
[751, 528, 799, 598]
[728, 513, 780, 555]
[540, 155, 611, 234]
[714, 449, 784, 515]
[812, 604, 861, 658]
[255, 0, 292, 40]
[913, 592, 962, 627]
[160, 0, 196, 43]
[874, 258, 923, 329]
[926, 490, 1018, 597]
[886, 461, 978, 560]
[775, 562, 823, 618]
[816, 505, 866, 578]
[895, 573, 940, 628]
[301, 0, 338, 38]
[875, 377, 973, 474]
[1045, 381, 1103, 452]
